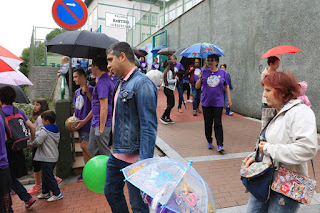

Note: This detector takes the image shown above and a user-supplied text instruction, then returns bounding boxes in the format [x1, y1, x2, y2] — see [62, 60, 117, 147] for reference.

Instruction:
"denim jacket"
[112, 68, 158, 160]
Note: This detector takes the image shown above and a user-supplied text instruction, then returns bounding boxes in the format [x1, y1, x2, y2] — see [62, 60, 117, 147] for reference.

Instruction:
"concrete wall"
[159, 0, 320, 130]
[28, 66, 59, 101]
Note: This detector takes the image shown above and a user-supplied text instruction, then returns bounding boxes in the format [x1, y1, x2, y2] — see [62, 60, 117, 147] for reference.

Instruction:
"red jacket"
[185, 64, 195, 85]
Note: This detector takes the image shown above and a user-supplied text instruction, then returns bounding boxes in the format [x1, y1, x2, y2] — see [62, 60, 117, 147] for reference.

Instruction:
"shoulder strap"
[0, 109, 7, 118]
[13, 106, 18, 115]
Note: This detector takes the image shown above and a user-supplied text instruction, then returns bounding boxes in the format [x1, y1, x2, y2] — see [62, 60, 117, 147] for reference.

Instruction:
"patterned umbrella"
[122, 157, 216, 213]
[0, 46, 24, 72]
[180, 43, 225, 58]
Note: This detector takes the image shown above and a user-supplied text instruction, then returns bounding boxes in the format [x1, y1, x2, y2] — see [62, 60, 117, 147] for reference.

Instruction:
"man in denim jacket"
[104, 42, 157, 213]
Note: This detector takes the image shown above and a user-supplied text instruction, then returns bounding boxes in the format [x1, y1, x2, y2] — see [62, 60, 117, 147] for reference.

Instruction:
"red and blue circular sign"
[52, 0, 88, 30]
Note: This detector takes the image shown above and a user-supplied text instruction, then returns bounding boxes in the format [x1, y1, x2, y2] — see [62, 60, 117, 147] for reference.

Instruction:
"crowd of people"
[0, 41, 318, 213]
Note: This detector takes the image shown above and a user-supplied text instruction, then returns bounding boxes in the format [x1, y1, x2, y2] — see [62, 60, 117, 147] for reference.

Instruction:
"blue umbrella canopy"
[180, 42, 225, 58]
[151, 45, 166, 54]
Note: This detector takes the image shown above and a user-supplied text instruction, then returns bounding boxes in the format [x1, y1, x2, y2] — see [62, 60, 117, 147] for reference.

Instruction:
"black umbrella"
[0, 84, 30, 104]
[138, 49, 148, 57]
[46, 30, 118, 59]
[158, 47, 176, 56]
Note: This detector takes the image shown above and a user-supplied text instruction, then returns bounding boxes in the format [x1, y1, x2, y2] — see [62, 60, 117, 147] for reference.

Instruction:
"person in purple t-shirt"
[0, 86, 37, 210]
[0, 109, 12, 212]
[195, 54, 232, 152]
[151, 57, 162, 70]
[140, 56, 148, 74]
[88, 57, 114, 157]
[108, 70, 118, 86]
[171, 55, 185, 113]
[73, 69, 93, 182]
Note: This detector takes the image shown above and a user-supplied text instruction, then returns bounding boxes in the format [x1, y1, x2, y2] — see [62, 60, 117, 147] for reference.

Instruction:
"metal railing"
[126, 0, 203, 47]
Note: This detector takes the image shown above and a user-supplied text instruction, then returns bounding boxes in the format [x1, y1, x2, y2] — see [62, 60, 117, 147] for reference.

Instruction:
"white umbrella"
[0, 69, 33, 86]
[146, 69, 163, 86]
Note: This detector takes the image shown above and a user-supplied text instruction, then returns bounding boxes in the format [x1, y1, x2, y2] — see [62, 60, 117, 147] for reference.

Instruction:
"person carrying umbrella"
[195, 54, 232, 152]
[159, 60, 177, 124]
[171, 55, 186, 113]
[187, 58, 203, 116]
[260, 56, 280, 129]
[0, 86, 37, 210]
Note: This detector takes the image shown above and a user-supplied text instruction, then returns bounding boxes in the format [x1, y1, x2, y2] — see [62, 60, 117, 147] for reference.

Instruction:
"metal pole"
[69, 61, 73, 101]
[149, 6, 152, 36]
[182, 0, 185, 13]
[163, 0, 165, 26]
[132, 5, 134, 46]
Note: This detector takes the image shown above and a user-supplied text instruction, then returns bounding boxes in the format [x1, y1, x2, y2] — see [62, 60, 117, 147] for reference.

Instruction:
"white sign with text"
[105, 13, 135, 29]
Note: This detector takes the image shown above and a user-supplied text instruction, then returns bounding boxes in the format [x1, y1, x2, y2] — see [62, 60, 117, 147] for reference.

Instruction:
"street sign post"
[52, 0, 88, 30]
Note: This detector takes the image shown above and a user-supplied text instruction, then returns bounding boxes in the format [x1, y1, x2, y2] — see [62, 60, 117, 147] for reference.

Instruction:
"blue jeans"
[247, 191, 300, 213]
[11, 178, 32, 202]
[104, 154, 148, 213]
[41, 162, 60, 196]
[192, 85, 201, 110]
[177, 84, 184, 109]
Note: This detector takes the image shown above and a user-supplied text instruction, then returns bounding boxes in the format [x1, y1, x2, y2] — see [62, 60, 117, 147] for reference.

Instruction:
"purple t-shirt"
[110, 74, 118, 86]
[0, 115, 8, 169]
[91, 73, 114, 127]
[140, 62, 148, 70]
[151, 62, 161, 70]
[201, 68, 230, 107]
[193, 66, 202, 83]
[174, 63, 185, 84]
[74, 85, 93, 132]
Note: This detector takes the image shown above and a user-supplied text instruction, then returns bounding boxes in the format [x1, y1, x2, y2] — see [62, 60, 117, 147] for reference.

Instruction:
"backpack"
[0, 107, 29, 151]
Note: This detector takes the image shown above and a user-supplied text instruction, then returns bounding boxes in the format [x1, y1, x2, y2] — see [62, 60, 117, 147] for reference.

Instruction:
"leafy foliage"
[46, 28, 67, 43]
[20, 48, 30, 77]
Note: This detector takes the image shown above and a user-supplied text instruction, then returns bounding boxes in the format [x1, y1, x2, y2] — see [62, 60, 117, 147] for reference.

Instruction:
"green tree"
[20, 47, 30, 76]
[46, 28, 67, 43]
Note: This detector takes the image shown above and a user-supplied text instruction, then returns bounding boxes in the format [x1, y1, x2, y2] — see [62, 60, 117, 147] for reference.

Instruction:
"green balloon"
[83, 155, 109, 193]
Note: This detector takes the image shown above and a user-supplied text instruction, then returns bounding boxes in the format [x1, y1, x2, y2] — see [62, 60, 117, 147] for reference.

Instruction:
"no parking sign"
[52, 0, 88, 30]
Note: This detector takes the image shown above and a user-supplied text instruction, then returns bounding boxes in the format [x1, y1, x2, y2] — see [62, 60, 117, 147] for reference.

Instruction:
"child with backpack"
[28, 110, 63, 202]
[0, 111, 12, 212]
[28, 98, 62, 195]
[0, 86, 36, 210]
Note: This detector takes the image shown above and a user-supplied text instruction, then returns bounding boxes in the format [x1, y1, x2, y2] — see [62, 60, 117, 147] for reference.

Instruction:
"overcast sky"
[0, 0, 62, 57]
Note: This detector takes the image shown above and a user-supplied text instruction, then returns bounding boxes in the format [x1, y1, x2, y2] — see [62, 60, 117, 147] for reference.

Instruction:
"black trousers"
[202, 106, 223, 145]
[162, 87, 175, 119]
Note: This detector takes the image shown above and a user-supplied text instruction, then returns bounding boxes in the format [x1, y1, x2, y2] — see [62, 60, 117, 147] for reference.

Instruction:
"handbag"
[271, 163, 316, 205]
[240, 152, 275, 202]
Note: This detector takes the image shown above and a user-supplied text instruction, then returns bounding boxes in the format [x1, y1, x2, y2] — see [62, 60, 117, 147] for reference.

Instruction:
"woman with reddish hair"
[246, 71, 318, 212]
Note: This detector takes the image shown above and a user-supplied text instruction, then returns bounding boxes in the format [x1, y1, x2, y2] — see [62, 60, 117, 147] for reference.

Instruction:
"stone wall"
[156, 0, 320, 130]
[28, 66, 59, 101]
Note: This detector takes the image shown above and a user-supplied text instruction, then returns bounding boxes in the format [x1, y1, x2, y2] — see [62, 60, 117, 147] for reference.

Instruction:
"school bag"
[0, 107, 29, 151]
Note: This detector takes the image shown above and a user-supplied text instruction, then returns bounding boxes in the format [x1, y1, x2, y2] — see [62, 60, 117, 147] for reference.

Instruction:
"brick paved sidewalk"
[156, 87, 320, 210]
[11, 87, 320, 212]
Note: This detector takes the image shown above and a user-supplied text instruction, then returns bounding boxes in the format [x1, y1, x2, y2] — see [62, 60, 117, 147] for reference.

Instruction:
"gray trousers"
[88, 126, 111, 156]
